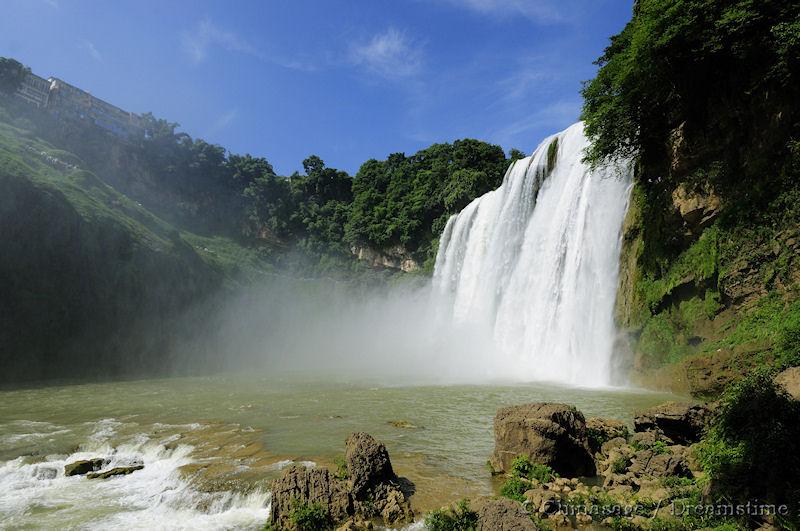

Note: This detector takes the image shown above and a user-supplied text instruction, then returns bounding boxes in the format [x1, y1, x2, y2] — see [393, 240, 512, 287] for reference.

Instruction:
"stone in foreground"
[474, 497, 538, 530]
[490, 402, 595, 477]
[64, 458, 106, 476]
[633, 401, 709, 444]
[269, 466, 352, 528]
[86, 464, 144, 479]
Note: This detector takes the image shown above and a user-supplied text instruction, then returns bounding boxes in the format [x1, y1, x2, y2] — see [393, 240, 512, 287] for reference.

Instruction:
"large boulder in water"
[345, 432, 396, 497]
[489, 403, 596, 478]
[345, 432, 413, 524]
[269, 465, 352, 529]
[633, 402, 709, 444]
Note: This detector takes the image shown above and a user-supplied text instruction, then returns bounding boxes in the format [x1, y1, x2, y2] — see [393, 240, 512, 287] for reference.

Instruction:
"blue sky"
[2, 0, 633, 175]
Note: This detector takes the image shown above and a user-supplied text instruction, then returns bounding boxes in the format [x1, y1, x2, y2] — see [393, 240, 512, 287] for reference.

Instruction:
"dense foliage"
[698, 370, 800, 528]
[582, 0, 800, 174]
[346, 140, 510, 263]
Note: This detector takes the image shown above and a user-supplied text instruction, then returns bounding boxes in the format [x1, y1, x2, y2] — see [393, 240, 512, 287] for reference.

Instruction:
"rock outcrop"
[633, 401, 709, 444]
[64, 458, 106, 476]
[269, 466, 352, 528]
[351, 245, 419, 273]
[269, 433, 412, 530]
[490, 402, 595, 477]
[776, 367, 800, 401]
[474, 497, 537, 530]
[345, 432, 395, 496]
[586, 417, 629, 454]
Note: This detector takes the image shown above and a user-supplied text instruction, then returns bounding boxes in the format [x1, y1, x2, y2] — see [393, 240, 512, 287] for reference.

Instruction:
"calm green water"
[0, 373, 681, 528]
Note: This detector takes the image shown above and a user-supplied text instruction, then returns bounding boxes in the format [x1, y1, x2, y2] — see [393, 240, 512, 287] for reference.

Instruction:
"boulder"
[490, 403, 595, 477]
[776, 367, 800, 401]
[627, 449, 691, 479]
[86, 464, 143, 479]
[474, 498, 537, 530]
[64, 458, 106, 476]
[633, 402, 709, 444]
[269, 465, 352, 529]
[586, 417, 629, 453]
[345, 432, 396, 498]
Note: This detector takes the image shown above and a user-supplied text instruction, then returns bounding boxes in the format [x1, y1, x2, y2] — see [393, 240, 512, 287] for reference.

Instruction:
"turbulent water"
[433, 122, 633, 387]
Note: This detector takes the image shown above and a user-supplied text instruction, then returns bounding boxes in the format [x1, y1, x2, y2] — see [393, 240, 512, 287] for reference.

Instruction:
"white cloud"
[80, 40, 102, 62]
[437, 0, 566, 23]
[181, 18, 262, 64]
[349, 28, 423, 81]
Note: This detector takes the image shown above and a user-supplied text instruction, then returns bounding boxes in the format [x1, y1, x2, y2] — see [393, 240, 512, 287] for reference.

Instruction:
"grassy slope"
[0, 117, 275, 382]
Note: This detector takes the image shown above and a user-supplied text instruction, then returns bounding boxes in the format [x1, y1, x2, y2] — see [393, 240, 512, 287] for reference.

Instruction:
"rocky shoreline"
[265, 367, 800, 530]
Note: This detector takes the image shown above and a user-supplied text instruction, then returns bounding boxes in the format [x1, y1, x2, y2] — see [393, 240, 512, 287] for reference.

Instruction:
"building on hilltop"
[46, 77, 144, 140]
[15, 73, 51, 108]
[13, 70, 144, 140]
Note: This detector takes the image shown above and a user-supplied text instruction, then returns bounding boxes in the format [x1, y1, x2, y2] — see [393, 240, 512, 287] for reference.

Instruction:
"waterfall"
[432, 122, 632, 386]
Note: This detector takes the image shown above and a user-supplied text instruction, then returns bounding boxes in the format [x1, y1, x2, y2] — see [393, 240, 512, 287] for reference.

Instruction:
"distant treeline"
[137, 113, 519, 270]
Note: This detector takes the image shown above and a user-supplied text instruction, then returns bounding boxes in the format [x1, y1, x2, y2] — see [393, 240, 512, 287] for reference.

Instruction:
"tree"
[0, 57, 29, 95]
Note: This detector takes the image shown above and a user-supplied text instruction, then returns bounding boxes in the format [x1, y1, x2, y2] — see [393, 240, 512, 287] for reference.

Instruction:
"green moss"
[332, 456, 348, 481]
[546, 136, 559, 175]
[289, 500, 332, 531]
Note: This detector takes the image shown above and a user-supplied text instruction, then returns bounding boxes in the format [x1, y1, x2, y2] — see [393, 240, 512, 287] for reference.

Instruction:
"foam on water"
[0, 419, 270, 530]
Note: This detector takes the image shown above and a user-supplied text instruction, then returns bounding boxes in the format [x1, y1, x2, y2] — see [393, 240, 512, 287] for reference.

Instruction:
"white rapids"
[433, 122, 632, 387]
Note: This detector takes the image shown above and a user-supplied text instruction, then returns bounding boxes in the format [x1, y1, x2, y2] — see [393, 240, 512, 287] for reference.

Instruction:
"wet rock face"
[490, 402, 596, 477]
[474, 497, 537, 531]
[633, 401, 710, 444]
[345, 432, 396, 498]
[64, 458, 106, 476]
[269, 466, 352, 529]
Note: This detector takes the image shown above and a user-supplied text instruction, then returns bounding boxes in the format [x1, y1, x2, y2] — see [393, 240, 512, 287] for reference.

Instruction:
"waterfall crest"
[432, 122, 632, 386]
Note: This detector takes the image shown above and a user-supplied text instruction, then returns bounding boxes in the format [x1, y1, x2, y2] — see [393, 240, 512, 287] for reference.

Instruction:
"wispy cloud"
[436, 0, 566, 23]
[181, 18, 262, 64]
[206, 108, 238, 137]
[180, 18, 316, 72]
[491, 99, 582, 147]
[80, 40, 102, 62]
[349, 28, 424, 81]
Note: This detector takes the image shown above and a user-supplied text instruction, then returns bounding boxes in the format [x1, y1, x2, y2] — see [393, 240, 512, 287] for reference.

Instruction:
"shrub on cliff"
[698, 369, 800, 527]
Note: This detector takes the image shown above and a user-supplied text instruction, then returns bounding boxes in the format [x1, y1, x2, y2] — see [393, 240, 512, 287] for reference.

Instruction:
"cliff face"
[615, 132, 800, 397]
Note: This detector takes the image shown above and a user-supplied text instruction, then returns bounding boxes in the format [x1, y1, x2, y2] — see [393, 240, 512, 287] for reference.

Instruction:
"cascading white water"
[433, 122, 632, 387]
